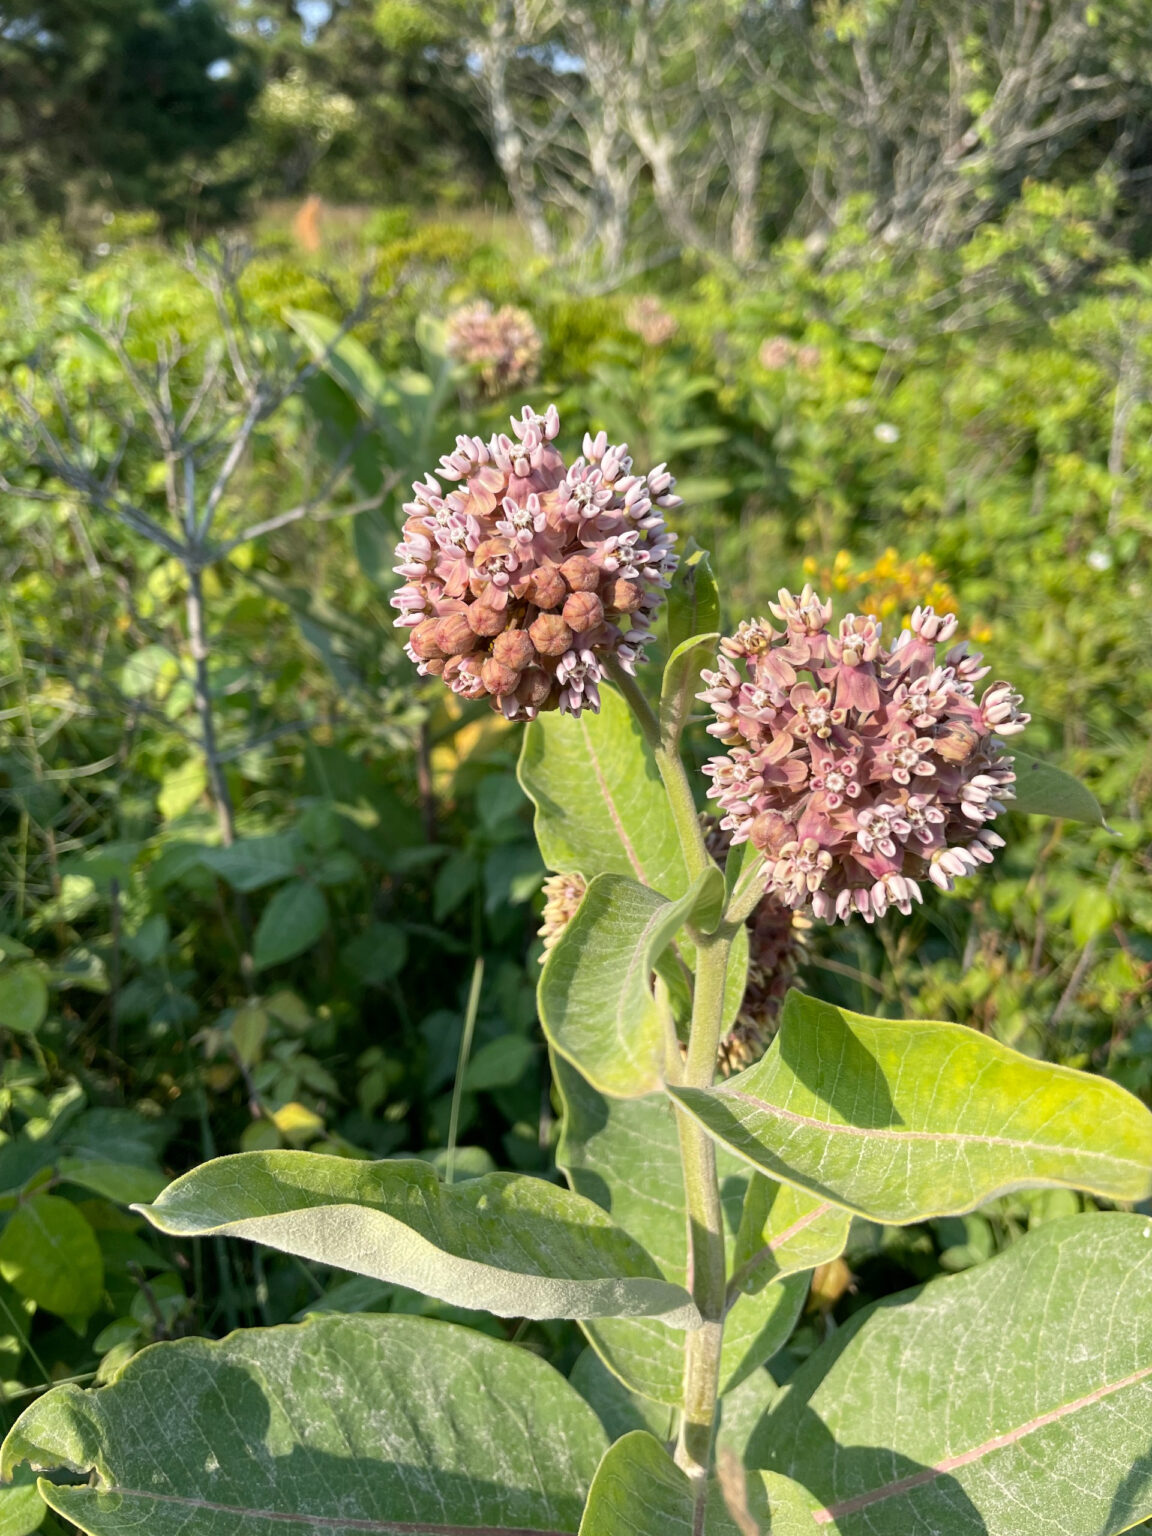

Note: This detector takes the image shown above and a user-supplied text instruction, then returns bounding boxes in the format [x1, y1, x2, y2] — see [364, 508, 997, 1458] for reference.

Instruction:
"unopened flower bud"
[560, 555, 600, 592]
[530, 613, 574, 656]
[528, 566, 567, 610]
[467, 597, 509, 637]
[481, 657, 521, 696]
[409, 618, 444, 660]
[517, 667, 553, 708]
[538, 872, 587, 958]
[492, 629, 535, 671]
[606, 578, 644, 613]
[563, 592, 604, 633]
[435, 613, 478, 657]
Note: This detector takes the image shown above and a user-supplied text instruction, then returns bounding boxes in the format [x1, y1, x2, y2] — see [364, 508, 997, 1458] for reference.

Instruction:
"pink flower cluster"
[700, 587, 1029, 924]
[445, 301, 541, 397]
[391, 405, 679, 721]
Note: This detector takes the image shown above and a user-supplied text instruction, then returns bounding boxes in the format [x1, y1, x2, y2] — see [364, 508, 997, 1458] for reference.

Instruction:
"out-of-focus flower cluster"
[758, 336, 822, 371]
[445, 300, 541, 397]
[625, 295, 679, 347]
[700, 587, 1029, 924]
[392, 405, 680, 721]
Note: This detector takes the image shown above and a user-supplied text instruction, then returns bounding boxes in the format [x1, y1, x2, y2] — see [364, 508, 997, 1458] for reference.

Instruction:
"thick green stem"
[674, 929, 732, 1496]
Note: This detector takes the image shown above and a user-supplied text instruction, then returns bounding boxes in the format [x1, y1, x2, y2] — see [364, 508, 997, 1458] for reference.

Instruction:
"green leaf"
[285, 309, 411, 459]
[519, 684, 689, 899]
[2, 1313, 606, 1536]
[750, 1213, 1152, 1535]
[659, 631, 720, 752]
[666, 540, 721, 655]
[197, 834, 302, 892]
[0, 1465, 44, 1536]
[0, 1195, 103, 1322]
[539, 870, 720, 1098]
[55, 1158, 167, 1206]
[156, 758, 207, 820]
[556, 1056, 806, 1404]
[1009, 749, 1107, 825]
[136, 1151, 698, 1325]
[0, 966, 48, 1035]
[463, 1034, 538, 1091]
[252, 880, 329, 971]
[668, 991, 1152, 1222]
[578, 1432, 834, 1534]
[730, 1177, 852, 1299]
[569, 1348, 675, 1444]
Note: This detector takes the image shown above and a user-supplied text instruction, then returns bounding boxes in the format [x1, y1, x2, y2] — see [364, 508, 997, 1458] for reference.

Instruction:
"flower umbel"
[700, 589, 1029, 924]
[445, 301, 542, 398]
[392, 405, 680, 721]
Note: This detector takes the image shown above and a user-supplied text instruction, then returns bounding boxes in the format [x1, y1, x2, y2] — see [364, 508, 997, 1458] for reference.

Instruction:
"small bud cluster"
[700, 588, 1029, 924]
[392, 405, 680, 721]
[703, 818, 807, 1076]
[538, 873, 588, 959]
[445, 301, 542, 397]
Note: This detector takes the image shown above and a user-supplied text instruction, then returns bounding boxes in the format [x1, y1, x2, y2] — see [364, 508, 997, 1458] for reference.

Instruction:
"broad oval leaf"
[135, 1151, 699, 1326]
[0, 965, 48, 1036]
[668, 990, 1152, 1222]
[539, 870, 720, 1098]
[555, 1056, 806, 1404]
[2, 1313, 607, 1536]
[1008, 749, 1107, 825]
[730, 1177, 852, 1300]
[0, 1195, 103, 1323]
[519, 684, 689, 899]
[659, 631, 721, 752]
[578, 1431, 834, 1535]
[750, 1212, 1152, 1535]
[252, 878, 329, 972]
[196, 834, 302, 892]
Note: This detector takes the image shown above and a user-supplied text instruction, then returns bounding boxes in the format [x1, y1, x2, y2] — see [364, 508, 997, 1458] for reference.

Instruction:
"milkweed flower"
[537, 872, 588, 959]
[699, 588, 1029, 924]
[392, 405, 680, 721]
[445, 301, 541, 397]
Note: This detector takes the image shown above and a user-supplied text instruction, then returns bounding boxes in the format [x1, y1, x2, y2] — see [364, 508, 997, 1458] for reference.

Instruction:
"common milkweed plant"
[5, 407, 1152, 1536]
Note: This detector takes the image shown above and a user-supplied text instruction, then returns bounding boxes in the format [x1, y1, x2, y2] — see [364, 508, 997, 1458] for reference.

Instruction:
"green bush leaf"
[666, 540, 721, 655]
[0, 1465, 44, 1536]
[556, 1056, 805, 1404]
[539, 870, 720, 1098]
[569, 1348, 675, 1444]
[730, 1177, 852, 1300]
[519, 684, 689, 899]
[749, 1213, 1152, 1535]
[0, 966, 48, 1035]
[136, 1151, 699, 1325]
[660, 631, 721, 751]
[578, 1431, 834, 1534]
[197, 834, 302, 892]
[2, 1313, 607, 1536]
[252, 879, 329, 971]
[1008, 749, 1107, 825]
[0, 1195, 103, 1322]
[668, 991, 1152, 1222]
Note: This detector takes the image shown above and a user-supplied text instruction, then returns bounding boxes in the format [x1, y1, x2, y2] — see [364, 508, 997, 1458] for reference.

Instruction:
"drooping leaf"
[555, 1056, 806, 1404]
[539, 870, 721, 1098]
[666, 540, 721, 655]
[1008, 749, 1107, 826]
[0, 1465, 44, 1536]
[519, 684, 689, 899]
[578, 1431, 834, 1535]
[750, 1213, 1152, 1535]
[136, 1151, 698, 1325]
[2, 1313, 607, 1536]
[668, 991, 1152, 1222]
[251, 879, 329, 971]
[0, 1195, 103, 1322]
[0, 966, 48, 1035]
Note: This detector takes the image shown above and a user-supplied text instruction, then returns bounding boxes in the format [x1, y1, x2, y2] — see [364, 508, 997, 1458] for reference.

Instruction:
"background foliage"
[0, 2, 1150, 1524]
